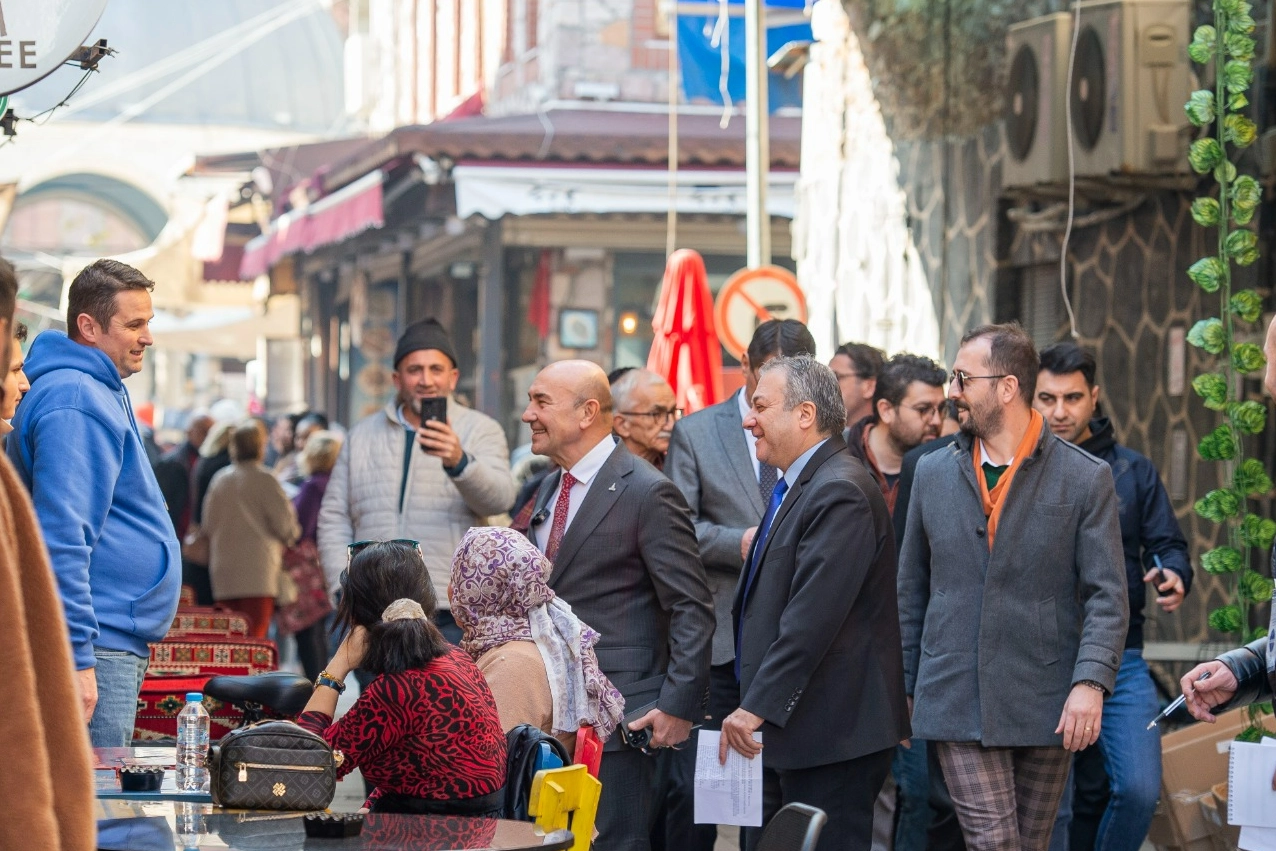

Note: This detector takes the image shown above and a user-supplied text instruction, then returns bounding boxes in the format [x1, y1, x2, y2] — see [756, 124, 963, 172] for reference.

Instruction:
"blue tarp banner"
[676, 1, 812, 110]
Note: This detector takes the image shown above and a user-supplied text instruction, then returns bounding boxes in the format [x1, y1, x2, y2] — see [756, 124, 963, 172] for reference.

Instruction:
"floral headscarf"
[450, 527, 625, 739]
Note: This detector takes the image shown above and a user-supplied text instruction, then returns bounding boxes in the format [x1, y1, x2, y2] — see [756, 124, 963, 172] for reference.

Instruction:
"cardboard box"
[1199, 783, 1240, 851]
[1150, 708, 1250, 851]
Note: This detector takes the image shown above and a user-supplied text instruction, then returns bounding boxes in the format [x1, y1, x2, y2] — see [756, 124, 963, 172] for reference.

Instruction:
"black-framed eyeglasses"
[340, 539, 422, 587]
[949, 370, 1008, 393]
[618, 407, 683, 422]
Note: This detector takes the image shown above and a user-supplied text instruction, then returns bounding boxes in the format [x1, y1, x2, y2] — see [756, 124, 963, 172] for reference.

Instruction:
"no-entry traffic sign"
[713, 266, 807, 357]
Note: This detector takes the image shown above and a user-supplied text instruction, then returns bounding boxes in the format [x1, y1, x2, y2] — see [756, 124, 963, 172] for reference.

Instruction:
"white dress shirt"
[736, 386, 762, 480]
[534, 435, 617, 552]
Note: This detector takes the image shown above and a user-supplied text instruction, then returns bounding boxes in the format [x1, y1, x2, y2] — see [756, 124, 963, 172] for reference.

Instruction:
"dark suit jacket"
[666, 395, 766, 666]
[530, 440, 714, 746]
[733, 435, 909, 770]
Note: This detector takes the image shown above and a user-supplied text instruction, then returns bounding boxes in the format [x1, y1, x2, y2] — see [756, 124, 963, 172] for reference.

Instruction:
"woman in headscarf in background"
[449, 527, 625, 751]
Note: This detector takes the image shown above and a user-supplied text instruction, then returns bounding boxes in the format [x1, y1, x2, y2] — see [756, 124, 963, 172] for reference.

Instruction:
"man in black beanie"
[317, 318, 517, 642]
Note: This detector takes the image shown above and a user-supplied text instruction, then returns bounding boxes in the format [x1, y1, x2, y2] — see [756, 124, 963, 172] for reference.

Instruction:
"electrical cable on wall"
[1059, 0, 1082, 339]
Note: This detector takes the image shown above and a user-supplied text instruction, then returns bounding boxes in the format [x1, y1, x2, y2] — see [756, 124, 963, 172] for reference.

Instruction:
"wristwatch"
[315, 670, 347, 694]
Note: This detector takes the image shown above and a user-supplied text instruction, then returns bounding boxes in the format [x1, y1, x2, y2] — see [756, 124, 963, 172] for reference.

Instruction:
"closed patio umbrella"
[647, 249, 724, 414]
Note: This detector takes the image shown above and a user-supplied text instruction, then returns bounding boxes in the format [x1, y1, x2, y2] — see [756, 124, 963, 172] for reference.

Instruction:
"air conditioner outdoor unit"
[1004, 12, 1074, 189]
[1069, 0, 1190, 176]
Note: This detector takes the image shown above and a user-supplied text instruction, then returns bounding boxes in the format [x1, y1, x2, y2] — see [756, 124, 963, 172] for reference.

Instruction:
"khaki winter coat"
[205, 461, 300, 599]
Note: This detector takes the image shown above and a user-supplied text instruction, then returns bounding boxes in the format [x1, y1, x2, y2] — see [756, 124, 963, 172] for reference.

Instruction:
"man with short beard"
[844, 354, 946, 514]
[897, 322, 1128, 851]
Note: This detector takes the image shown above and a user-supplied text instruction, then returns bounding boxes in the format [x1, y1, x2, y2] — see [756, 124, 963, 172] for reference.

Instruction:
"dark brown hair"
[0, 258, 16, 332]
[336, 542, 448, 675]
[960, 322, 1039, 404]
[66, 259, 154, 341]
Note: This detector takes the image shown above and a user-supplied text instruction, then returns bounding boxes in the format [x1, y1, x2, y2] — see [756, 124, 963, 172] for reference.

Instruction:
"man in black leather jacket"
[1180, 314, 1276, 718]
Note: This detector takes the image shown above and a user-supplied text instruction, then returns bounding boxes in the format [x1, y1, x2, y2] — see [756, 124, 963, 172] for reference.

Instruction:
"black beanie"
[393, 318, 458, 368]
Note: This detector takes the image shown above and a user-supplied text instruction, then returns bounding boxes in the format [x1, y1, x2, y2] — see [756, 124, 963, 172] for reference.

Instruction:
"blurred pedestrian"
[830, 342, 885, 427]
[0, 258, 95, 851]
[8, 259, 182, 747]
[153, 413, 214, 600]
[611, 368, 678, 470]
[283, 429, 343, 679]
[318, 318, 516, 643]
[180, 419, 234, 604]
[265, 413, 297, 468]
[276, 411, 329, 488]
[204, 421, 301, 636]
[0, 321, 30, 436]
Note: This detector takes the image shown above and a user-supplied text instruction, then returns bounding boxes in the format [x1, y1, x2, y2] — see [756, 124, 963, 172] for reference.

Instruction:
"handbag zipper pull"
[237, 763, 248, 782]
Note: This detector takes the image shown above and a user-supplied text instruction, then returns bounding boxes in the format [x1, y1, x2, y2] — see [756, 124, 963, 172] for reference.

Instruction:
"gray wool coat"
[897, 427, 1129, 747]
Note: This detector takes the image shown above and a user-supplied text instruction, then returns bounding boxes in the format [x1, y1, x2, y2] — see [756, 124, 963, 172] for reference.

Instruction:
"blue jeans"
[893, 740, 934, 851]
[88, 649, 150, 748]
[1049, 649, 1162, 851]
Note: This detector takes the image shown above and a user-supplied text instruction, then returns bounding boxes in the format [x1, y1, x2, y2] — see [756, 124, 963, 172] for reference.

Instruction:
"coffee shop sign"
[0, 0, 108, 97]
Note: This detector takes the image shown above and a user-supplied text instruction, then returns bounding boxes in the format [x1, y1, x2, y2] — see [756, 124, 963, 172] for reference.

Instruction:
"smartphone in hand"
[419, 396, 447, 424]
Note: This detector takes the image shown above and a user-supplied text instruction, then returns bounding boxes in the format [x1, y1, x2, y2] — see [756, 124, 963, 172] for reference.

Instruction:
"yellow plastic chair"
[527, 764, 602, 851]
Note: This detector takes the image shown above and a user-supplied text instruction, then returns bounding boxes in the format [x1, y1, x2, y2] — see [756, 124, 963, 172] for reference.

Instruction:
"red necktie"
[545, 471, 578, 562]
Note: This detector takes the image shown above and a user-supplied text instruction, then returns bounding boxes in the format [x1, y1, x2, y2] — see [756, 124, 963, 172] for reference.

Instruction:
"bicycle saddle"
[204, 671, 314, 717]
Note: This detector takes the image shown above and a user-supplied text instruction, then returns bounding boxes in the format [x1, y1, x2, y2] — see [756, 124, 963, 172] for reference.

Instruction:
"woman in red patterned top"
[296, 540, 506, 815]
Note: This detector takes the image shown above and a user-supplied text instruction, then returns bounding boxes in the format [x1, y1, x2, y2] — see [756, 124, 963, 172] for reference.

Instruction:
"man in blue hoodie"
[1035, 342, 1192, 851]
[8, 259, 181, 748]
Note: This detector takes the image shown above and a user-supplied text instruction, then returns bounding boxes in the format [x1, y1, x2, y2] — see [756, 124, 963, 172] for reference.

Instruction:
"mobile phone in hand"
[419, 397, 447, 425]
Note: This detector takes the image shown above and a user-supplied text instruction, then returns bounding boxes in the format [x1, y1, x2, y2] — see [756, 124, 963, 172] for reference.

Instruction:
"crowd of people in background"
[2, 254, 1271, 851]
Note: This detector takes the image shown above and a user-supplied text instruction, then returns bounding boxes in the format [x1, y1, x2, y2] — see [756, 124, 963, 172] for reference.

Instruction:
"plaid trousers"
[935, 741, 1072, 851]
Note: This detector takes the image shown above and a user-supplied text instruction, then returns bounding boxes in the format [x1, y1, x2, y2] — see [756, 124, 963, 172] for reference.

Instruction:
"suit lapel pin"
[608, 483, 616, 492]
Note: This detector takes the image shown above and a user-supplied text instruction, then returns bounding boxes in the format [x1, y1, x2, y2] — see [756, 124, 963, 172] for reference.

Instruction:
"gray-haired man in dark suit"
[522, 359, 714, 851]
[662, 319, 816, 851]
[722, 355, 909, 851]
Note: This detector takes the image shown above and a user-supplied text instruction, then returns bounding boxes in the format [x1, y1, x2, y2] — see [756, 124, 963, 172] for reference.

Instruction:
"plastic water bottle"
[174, 801, 205, 850]
[176, 692, 210, 791]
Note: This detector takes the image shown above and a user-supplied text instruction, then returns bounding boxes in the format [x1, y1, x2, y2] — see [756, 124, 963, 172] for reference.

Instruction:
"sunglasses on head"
[339, 539, 422, 587]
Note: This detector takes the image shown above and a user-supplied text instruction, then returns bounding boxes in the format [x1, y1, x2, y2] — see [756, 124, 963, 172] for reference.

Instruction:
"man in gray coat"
[897, 323, 1128, 851]
[522, 359, 713, 851]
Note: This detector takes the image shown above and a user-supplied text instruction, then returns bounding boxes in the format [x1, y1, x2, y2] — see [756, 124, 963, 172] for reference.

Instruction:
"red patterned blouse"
[297, 647, 506, 803]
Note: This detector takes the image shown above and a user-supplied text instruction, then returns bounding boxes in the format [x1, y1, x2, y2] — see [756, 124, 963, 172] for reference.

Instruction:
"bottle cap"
[185, 692, 203, 702]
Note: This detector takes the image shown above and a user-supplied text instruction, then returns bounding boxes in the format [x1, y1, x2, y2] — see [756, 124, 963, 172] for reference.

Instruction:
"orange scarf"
[972, 409, 1044, 550]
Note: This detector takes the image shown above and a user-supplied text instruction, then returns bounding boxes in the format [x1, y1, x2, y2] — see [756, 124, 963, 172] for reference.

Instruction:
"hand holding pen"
[1148, 663, 1237, 728]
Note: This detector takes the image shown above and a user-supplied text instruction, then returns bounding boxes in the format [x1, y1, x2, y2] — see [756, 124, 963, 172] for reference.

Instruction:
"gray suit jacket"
[530, 440, 714, 745]
[733, 436, 909, 769]
[897, 428, 1129, 747]
[666, 395, 766, 665]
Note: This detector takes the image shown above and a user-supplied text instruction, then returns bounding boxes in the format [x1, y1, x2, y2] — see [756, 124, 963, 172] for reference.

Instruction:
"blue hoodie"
[8, 331, 181, 669]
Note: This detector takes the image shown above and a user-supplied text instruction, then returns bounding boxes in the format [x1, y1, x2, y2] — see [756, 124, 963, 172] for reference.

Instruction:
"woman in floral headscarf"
[450, 527, 625, 750]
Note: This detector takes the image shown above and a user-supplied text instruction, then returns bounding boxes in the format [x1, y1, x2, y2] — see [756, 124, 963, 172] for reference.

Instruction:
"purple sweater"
[292, 472, 331, 543]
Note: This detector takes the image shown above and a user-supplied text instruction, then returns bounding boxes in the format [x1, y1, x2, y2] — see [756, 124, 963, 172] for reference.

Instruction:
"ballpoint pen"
[1147, 670, 1211, 730]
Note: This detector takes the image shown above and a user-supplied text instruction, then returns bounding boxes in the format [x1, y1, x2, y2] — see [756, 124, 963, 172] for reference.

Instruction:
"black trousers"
[653, 662, 740, 851]
[596, 747, 660, 851]
[743, 747, 894, 851]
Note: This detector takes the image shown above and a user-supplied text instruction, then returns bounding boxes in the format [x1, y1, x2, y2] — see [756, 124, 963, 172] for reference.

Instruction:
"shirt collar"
[783, 438, 828, 487]
[736, 386, 751, 419]
[567, 435, 617, 486]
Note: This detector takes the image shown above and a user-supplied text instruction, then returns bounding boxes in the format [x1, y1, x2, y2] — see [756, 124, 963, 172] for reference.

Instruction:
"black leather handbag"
[210, 720, 339, 811]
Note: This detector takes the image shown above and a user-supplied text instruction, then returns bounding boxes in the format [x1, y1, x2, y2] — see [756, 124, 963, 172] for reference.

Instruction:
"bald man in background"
[522, 360, 713, 851]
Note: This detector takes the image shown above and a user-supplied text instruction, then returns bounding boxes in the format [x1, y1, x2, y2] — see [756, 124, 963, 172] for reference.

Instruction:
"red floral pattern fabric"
[297, 648, 506, 802]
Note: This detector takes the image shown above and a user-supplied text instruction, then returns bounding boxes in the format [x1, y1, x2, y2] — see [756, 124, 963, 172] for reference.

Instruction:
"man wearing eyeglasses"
[611, 368, 679, 471]
[830, 342, 885, 428]
[897, 322, 1128, 851]
[844, 354, 947, 515]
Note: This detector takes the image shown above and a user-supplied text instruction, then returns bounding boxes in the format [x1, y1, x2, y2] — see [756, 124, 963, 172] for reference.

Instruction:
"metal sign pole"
[745, 0, 770, 269]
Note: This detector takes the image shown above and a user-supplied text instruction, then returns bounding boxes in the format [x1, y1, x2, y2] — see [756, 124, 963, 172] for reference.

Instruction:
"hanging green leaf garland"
[1184, 0, 1273, 741]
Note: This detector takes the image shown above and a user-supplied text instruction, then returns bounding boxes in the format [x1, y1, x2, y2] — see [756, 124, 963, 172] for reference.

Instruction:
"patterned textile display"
[134, 676, 244, 741]
[165, 607, 250, 639]
[147, 637, 277, 678]
[179, 585, 197, 607]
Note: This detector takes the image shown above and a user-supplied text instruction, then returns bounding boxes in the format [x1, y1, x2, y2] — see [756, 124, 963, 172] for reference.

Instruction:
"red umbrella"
[647, 249, 724, 414]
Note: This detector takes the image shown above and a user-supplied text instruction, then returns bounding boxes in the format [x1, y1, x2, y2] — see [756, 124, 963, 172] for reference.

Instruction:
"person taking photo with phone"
[318, 318, 517, 642]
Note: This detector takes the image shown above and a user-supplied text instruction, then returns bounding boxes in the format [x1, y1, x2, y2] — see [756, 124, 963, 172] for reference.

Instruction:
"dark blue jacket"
[1079, 417, 1192, 649]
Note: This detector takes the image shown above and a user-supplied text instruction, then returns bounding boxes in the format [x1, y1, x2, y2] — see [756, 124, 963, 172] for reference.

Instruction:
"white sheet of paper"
[694, 730, 763, 827]
[1240, 825, 1276, 851]
[1228, 738, 1276, 827]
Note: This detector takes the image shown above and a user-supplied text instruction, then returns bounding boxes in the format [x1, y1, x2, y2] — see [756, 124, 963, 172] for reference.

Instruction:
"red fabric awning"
[239, 170, 384, 279]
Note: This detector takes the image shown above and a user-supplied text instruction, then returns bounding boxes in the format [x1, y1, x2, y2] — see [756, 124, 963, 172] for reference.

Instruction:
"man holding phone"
[318, 318, 517, 641]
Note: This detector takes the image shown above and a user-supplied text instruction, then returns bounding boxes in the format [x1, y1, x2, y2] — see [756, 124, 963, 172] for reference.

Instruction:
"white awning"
[453, 165, 796, 220]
